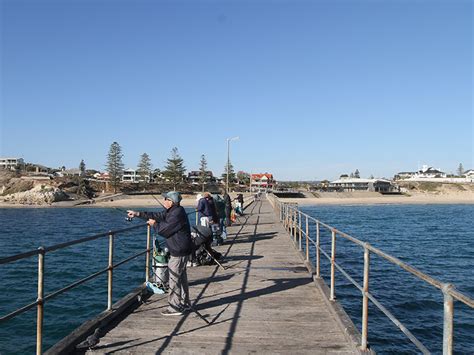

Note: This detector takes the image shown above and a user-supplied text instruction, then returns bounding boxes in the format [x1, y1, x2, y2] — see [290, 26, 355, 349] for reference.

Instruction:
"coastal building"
[122, 169, 138, 183]
[394, 171, 416, 180]
[93, 172, 110, 181]
[61, 168, 82, 177]
[0, 157, 24, 171]
[329, 177, 394, 192]
[395, 165, 447, 181]
[463, 169, 474, 178]
[414, 165, 447, 179]
[250, 173, 275, 192]
[187, 171, 215, 185]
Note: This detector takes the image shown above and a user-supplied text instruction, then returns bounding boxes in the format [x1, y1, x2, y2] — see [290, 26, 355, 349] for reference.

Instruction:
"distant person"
[127, 191, 192, 316]
[223, 191, 232, 226]
[235, 193, 244, 216]
[196, 192, 214, 227]
[212, 192, 227, 239]
[206, 193, 219, 225]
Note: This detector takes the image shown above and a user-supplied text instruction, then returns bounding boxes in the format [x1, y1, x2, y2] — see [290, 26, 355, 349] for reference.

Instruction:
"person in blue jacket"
[127, 191, 192, 316]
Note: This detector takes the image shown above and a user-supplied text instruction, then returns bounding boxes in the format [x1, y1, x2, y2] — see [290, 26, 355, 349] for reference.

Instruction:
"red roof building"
[250, 173, 275, 192]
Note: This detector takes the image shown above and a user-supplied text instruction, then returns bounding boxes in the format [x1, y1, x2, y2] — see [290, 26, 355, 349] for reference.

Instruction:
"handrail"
[267, 194, 473, 354]
[0, 222, 152, 355]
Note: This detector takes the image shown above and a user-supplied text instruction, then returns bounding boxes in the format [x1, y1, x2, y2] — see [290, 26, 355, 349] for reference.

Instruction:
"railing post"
[361, 244, 370, 351]
[36, 247, 45, 355]
[305, 215, 309, 262]
[298, 210, 302, 251]
[316, 221, 320, 278]
[293, 209, 297, 242]
[107, 232, 114, 311]
[330, 229, 336, 301]
[442, 284, 454, 355]
[146, 225, 151, 283]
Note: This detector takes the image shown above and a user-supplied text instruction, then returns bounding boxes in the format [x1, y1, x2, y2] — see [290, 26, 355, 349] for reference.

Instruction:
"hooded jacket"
[139, 205, 193, 257]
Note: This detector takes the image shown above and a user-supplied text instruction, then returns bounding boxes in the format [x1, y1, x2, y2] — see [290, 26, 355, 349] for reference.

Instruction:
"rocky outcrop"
[3, 184, 69, 205]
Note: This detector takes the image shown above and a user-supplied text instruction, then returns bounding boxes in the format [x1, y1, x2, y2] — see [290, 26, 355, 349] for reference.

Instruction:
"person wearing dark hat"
[127, 191, 193, 316]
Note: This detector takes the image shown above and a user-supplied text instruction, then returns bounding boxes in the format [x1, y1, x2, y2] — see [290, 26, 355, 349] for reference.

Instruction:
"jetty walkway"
[87, 199, 361, 354]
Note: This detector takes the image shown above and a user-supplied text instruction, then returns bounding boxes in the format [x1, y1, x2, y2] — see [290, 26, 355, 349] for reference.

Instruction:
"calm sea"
[0, 204, 473, 354]
[300, 204, 473, 354]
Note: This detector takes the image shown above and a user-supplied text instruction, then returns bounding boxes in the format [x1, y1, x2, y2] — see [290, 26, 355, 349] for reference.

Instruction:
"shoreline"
[1, 192, 473, 208]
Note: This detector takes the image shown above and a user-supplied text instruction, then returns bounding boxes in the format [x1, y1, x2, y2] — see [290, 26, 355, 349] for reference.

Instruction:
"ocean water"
[299, 204, 473, 354]
[0, 205, 473, 354]
[0, 207, 197, 354]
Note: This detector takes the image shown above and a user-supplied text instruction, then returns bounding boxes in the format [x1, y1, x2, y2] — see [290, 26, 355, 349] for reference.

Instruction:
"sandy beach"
[1, 191, 473, 208]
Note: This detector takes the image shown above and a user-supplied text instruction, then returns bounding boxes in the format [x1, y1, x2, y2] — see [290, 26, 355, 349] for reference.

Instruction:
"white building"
[329, 177, 394, 192]
[122, 169, 151, 183]
[0, 157, 24, 170]
[413, 165, 447, 179]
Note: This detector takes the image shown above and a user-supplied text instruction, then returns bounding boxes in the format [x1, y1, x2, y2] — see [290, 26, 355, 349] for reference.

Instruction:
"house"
[413, 165, 447, 179]
[93, 172, 110, 181]
[329, 177, 394, 192]
[463, 169, 474, 178]
[122, 169, 151, 183]
[0, 157, 24, 171]
[187, 171, 215, 185]
[250, 173, 275, 192]
[394, 171, 416, 180]
[62, 168, 82, 177]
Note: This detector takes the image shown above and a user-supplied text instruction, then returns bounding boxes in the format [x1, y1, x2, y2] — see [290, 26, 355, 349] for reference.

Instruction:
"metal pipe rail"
[0, 222, 151, 355]
[266, 195, 473, 354]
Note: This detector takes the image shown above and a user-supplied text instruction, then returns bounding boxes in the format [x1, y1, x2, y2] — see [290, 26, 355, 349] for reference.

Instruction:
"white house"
[413, 165, 447, 179]
[329, 177, 394, 192]
[0, 157, 24, 170]
[122, 169, 151, 183]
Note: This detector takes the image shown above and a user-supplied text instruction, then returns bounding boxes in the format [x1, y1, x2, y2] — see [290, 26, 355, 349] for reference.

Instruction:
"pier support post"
[146, 225, 151, 283]
[330, 230, 336, 301]
[298, 210, 302, 251]
[293, 209, 297, 242]
[442, 284, 454, 355]
[305, 216, 309, 262]
[107, 232, 114, 311]
[361, 245, 370, 351]
[36, 247, 45, 355]
[316, 222, 320, 278]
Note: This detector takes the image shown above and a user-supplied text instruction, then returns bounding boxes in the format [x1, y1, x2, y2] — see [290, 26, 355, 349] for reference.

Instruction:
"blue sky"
[1, 0, 472, 181]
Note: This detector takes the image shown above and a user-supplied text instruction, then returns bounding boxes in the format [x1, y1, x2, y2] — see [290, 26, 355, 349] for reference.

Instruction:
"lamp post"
[226, 136, 239, 194]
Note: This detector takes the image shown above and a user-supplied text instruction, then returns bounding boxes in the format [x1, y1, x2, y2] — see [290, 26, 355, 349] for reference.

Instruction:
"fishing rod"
[148, 192, 196, 216]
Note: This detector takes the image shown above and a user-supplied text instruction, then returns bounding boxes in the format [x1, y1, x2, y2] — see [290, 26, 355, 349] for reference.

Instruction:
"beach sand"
[1, 191, 473, 208]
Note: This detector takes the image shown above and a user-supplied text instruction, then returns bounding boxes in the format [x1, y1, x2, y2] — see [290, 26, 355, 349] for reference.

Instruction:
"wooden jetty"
[86, 200, 362, 354]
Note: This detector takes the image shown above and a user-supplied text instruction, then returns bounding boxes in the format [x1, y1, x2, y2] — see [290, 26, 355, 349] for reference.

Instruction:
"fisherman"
[127, 191, 192, 316]
[196, 192, 214, 226]
[223, 191, 232, 226]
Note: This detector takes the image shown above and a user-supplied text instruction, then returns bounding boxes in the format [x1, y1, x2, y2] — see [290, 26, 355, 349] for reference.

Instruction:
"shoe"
[161, 308, 183, 316]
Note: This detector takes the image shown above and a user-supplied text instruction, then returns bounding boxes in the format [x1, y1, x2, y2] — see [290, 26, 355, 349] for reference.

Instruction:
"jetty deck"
[88, 200, 361, 354]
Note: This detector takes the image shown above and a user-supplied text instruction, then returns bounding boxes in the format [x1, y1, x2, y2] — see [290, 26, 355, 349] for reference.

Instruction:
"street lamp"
[226, 136, 239, 194]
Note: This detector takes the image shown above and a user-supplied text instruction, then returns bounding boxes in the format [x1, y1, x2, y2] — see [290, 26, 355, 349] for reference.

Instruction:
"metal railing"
[0, 223, 151, 355]
[267, 195, 473, 354]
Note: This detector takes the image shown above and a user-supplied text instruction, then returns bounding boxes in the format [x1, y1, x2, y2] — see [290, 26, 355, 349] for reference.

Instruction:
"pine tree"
[79, 159, 86, 176]
[199, 154, 209, 192]
[457, 163, 464, 176]
[106, 141, 124, 193]
[163, 147, 186, 190]
[237, 171, 250, 185]
[137, 153, 152, 187]
[354, 169, 360, 178]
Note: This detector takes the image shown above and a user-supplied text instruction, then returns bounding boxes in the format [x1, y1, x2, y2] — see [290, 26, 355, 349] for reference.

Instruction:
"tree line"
[104, 141, 249, 193]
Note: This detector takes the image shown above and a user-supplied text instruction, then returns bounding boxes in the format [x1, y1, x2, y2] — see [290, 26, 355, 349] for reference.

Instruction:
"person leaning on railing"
[127, 191, 193, 316]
